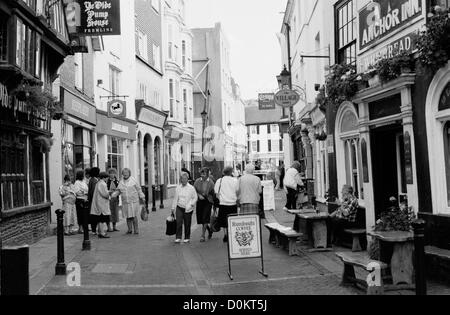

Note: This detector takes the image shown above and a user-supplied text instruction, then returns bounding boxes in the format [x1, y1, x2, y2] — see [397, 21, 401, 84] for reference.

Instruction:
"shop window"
[445, 121, 450, 206]
[74, 128, 93, 171]
[63, 124, 75, 179]
[107, 137, 124, 175]
[335, 0, 356, 65]
[31, 142, 44, 205]
[0, 130, 28, 210]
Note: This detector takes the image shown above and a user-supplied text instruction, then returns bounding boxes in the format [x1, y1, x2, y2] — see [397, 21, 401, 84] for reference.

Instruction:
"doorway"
[370, 123, 406, 218]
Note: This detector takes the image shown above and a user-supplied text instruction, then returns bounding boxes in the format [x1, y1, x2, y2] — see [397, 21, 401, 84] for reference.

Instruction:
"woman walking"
[74, 170, 89, 234]
[87, 167, 100, 235]
[107, 168, 120, 232]
[112, 168, 145, 235]
[194, 168, 215, 242]
[214, 166, 239, 243]
[171, 172, 197, 243]
[90, 172, 111, 239]
[283, 161, 304, 210]
[59, 175, 77, 235]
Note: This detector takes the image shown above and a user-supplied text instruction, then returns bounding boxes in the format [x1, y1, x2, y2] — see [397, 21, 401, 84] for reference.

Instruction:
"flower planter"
[357, 80, 369, 90]
[401, 66, 413, 74]
[368, 74, 380, 87]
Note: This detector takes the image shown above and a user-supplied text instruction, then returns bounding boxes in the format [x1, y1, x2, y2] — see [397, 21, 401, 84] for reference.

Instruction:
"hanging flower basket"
[10, 82, 58, 117]
[34, 136, 54, 153]
[417, 6, 450, 72]
[324, 63, 359, 109]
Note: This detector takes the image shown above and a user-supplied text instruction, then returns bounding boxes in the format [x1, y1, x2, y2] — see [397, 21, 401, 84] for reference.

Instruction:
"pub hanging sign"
[65, 0, 121, 36]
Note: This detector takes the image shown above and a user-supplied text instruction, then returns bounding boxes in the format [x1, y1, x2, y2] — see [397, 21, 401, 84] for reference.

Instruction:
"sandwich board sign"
[227, 214, 268, 280]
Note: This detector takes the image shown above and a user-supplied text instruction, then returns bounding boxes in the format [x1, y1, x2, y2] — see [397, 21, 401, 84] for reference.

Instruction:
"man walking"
[238, 164, 262, 215]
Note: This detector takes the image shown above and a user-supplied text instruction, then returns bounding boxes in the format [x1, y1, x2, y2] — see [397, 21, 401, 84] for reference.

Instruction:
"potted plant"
[374, 199, 416, 232]
[394, 51, 415, 74]
[11, 82, 57, 117]
[364, 66, 380, 87]
[325, 63, 359, 109]
[375, 58, 399, 83]
[417, 5, 450, 72]
[355, 75, 369, 90]
[34, 136, 54, 153]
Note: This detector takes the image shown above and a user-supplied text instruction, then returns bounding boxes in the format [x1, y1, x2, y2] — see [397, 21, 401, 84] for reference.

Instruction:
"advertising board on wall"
[65, 0, 121, 36]
[258, 93, 275, 110]
[358, 0, 423, 52]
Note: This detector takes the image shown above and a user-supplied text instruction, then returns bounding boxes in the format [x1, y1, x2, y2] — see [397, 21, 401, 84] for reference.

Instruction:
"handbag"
[213, 177, 223, 208]
[210, 208, 221, 232]
[165, 213, 177, 236]
[140, 205, 149, 222]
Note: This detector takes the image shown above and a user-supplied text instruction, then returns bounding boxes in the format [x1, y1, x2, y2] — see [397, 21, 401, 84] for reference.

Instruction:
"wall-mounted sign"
[274, 89, 300, 108]
[361, 139, 369, 183]
[62, 88, 96, 125]
[359, 0, 423, 52]
[65, 0, 121, 36]
[439, 82, 450, 111]
[258, 93, 275, 110]
[358, 31, 419, 73]
[108, 100, 126, 118]
[404, 131, 413, 185]
[97, 111, 136, 140]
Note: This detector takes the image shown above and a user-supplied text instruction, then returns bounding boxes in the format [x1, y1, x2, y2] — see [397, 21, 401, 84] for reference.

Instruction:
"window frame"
[335, 0, 357, 65]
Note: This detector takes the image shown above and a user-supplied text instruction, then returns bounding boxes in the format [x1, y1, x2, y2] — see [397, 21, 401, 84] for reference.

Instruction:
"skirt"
[218, 205, 238, 228]
[110, 197, 120, 223]
[63, 202, 77, 227]
[196, 199, 212, 225]
[240, 203, 259, 215]
[122, 201, 140, 219]
[91, 214, 111, 224]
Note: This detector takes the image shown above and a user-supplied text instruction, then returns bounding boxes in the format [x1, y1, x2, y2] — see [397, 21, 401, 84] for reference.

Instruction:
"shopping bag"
[140, 205, 149, 222]
[166, 213, 177, 236]
[210, 209, 221, 232]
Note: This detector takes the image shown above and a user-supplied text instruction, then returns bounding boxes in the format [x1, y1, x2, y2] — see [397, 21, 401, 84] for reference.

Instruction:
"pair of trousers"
[285, 188, 298, 210]
[126, 217, 139, 233]
[75, 199, 87, 226]
[176, 206, 193, 240]
[330, 217, 357, 243]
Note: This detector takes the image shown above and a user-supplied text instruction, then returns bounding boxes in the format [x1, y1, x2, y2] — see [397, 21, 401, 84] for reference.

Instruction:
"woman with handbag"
[111, 168, 145, 235]
[194, 167, 215, 242]
[214, 166, 239, 243]
[90, 172, 112, 239]
[171, 172, 198, 243]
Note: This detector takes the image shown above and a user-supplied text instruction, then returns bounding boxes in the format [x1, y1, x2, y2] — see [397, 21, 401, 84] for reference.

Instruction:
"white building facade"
[162, 0, 195, 197]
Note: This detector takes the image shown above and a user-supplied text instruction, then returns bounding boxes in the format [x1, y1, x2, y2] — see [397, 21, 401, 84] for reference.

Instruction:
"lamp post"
[201, 109, 208, 168]
[277, 65, 293, 126]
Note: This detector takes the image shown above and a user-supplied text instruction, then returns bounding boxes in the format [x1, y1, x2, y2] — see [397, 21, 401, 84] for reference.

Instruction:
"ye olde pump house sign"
[65, 0, 121, 36]
[359, 0, 423, 52]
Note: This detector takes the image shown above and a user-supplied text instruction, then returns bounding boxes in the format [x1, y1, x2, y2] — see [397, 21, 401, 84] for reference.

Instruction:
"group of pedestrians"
[59, 167, 145, 239]
[171, 164, 263, 244]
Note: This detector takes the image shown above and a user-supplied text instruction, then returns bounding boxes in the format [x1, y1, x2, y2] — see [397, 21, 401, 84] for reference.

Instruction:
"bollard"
[412, 219, 427, 295]
[159, 184, 165, 209]
[82, 201, 91, 251]
[1, 246, 29, 295]
[55, 209, 67, 276]
[152, 185, 157, 212]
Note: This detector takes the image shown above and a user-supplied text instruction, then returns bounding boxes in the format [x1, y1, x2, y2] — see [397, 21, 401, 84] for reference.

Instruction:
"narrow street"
[35, 191, 359, 295]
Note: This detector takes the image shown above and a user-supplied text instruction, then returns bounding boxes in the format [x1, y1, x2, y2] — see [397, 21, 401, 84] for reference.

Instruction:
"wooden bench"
[343, 229, 367, 252]
[425, 245, 450, 260]
[335, 252, 388, 295]
[265, 223, 302, 256]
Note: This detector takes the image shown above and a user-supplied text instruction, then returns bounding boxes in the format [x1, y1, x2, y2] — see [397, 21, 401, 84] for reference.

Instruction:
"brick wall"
[135, 0, 162, 69]
[1, 207, 51, 247]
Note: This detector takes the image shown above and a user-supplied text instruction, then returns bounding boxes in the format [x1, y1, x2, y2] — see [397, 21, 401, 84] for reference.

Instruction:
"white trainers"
[183, 239, 190, 243]
[175, 239, 181, 243]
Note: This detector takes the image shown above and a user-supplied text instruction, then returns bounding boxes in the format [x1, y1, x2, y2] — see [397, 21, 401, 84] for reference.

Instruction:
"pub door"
[370, 123, 407, 218]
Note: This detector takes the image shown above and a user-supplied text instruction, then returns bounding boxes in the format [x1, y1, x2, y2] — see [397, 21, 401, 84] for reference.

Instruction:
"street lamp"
[201, 109, 208, 168]
[277, 65, 291, 90]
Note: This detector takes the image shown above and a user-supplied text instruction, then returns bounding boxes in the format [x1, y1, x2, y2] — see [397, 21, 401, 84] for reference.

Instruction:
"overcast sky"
[186, 0, 287, 101]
